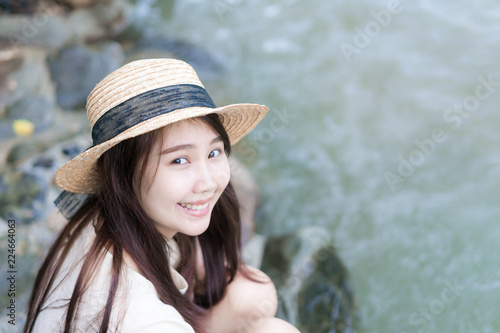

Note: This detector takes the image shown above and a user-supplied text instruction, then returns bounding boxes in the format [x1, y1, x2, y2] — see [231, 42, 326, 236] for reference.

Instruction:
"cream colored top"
[33, 224, 194, 332]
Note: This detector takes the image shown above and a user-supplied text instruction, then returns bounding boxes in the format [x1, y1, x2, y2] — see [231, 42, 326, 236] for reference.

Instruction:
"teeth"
[179, 202, 208, 211]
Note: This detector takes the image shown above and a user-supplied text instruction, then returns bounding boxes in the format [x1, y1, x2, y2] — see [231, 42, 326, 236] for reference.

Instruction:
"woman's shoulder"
[105, 238, 193, 332]
[119, 287, 195, 333]
[35, 222, 194, 332]
[66, 246, 194, 332]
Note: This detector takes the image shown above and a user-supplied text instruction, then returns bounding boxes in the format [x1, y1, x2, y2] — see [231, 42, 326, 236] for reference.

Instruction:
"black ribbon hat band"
[91, 84, 216, 146]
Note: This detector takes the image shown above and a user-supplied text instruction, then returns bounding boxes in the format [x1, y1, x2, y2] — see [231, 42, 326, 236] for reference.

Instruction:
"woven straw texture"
[55, 59, 268, 194]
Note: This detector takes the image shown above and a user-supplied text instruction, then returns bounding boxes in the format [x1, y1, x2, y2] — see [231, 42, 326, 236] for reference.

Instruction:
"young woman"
[24, 59, 300, 333]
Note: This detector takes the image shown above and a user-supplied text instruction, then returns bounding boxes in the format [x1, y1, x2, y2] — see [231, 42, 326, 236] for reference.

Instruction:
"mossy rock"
[0, 169, 44, 223]
[261, 227, 360, 332]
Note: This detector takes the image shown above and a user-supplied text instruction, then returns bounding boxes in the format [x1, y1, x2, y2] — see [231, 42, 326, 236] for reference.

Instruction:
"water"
[146, 0, 500, 331]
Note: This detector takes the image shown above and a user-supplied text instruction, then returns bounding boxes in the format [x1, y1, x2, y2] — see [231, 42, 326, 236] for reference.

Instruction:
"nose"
[194, 161, 217, 195]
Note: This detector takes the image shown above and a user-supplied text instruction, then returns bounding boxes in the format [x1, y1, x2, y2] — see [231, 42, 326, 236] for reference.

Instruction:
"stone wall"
[0, 1, 360, 331]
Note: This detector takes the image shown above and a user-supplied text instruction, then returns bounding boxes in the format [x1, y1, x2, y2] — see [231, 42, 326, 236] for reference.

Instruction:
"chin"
[182, 223, 210, 237]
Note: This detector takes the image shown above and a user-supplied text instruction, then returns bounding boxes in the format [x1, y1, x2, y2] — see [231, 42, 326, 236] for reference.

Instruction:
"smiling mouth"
[178, 202, 209, 211]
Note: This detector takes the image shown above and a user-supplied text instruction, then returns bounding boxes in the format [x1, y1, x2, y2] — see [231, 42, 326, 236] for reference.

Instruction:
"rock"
[33, 155, 55, 168]
[261, 227, 360, 332]
[6, 140, 55, 166]
[0, 168, 45, 224]
[0, 131, 90, 227]
[155, 0, 176, 19]
[55, 0, 110, 9]
[113, 21, 144, 44]
[230, 157, 260, 244]
[90, 0, 130, 38]
[0, 48, 56, 140]
[0, 0, 43, 14]
[6, 96, 55, 135]
[65, 8, 106, 43]
[0, 49, 23, 79]
[242, 233, 266, 269]
[0, 48, 54, 109]
[129, 35, 224, 81]
[48, 42, 124, 109]
[67, 0, 130, 42]
[0, 72, 19, 112]
[4, 111, 87, 167]
[0, 8, 73, 50]
[0, 123, 15, 139]
[61, 143, 84, 159]
[0, 0, 130, 50]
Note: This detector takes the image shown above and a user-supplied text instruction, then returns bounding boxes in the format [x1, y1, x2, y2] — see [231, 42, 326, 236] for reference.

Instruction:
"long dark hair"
[24, 114, 244, 333]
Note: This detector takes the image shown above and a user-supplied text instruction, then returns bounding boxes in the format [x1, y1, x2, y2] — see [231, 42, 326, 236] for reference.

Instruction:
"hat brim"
[55, 103, 268, 194]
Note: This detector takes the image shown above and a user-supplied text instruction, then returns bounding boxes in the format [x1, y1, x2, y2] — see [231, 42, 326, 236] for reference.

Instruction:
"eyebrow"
[160, 137, 223, 155]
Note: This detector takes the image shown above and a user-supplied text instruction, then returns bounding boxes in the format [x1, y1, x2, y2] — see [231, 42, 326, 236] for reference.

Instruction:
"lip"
[180, 198, 212, 206]
[177, 198, 212, 217]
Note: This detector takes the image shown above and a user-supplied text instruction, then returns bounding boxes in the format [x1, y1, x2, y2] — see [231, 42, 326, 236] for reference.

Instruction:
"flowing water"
[140, 0, 500, 331]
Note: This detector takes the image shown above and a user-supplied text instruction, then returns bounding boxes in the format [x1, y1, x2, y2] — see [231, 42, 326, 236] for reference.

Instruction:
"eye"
[171, 157, 188, 165]
[209, 149, 221, 158]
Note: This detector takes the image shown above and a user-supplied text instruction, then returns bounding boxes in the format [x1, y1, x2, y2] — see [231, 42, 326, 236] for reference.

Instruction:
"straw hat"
[55, 58, 268, 194]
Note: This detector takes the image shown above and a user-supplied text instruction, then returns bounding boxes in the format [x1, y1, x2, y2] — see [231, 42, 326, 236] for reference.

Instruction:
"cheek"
[149, 171, 184, 202]
[135, 174, 150, 206]
[140, 173, 183, 222]
[216, 160, 231, 191]
[134, 154, 159, 204]
[137, 165, 179, 211]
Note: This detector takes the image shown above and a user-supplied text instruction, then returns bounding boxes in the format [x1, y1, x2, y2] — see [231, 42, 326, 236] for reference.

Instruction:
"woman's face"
[135, 119, 231, 239]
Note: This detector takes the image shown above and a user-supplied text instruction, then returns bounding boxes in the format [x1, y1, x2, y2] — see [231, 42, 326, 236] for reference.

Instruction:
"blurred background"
[1, 0, 500, 332]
